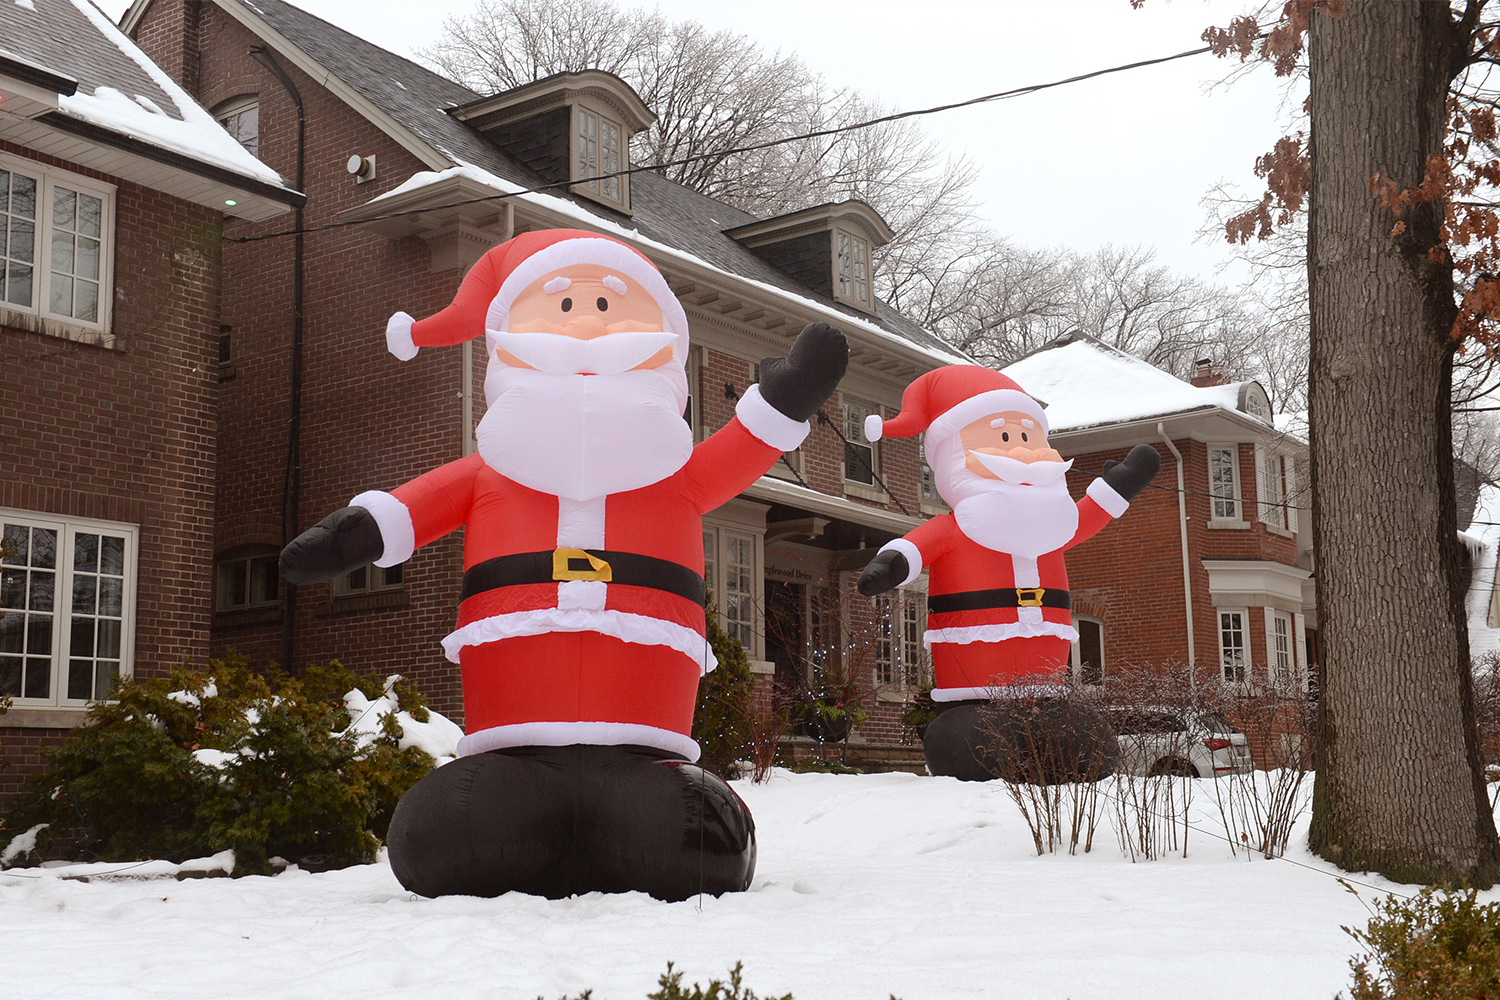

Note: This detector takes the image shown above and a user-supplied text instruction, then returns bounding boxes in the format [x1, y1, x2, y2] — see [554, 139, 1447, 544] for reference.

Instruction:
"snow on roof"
[1001, 336, 1254, 433]
[361, 161, 972, 367]
[1274, 409, 1309, 444]
[2, 0, 287, 190]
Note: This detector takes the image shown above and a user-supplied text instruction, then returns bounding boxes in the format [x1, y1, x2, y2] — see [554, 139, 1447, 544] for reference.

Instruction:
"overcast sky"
[101, 0, 1298, 286]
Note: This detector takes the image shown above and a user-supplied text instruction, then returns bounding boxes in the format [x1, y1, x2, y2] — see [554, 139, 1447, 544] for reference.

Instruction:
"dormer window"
[448, 71, 654, 216]
[213, 95, 259, 159]
[836, 228, 870, 307]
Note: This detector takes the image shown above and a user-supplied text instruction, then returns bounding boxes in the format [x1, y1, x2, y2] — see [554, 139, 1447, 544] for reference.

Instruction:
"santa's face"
[475, 263, 694, 501]
[931, 410, 1078, 558]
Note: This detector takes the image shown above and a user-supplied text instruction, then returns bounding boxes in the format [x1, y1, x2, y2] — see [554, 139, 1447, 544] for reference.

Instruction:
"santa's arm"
[280, 453, 483, 584]
[858, 515, 956, 596]
[682, 322, 848, 511]
[1064, 444, 1161, 551]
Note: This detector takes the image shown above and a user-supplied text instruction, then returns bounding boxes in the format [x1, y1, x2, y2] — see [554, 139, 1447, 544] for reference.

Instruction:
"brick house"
[119, 0, 969, 754]
[1003, 332, 1316, 693]
[0, 0, 300, 795]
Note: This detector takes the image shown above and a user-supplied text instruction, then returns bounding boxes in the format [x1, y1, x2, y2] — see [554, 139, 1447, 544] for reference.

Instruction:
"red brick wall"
[0, 141, 223, 795]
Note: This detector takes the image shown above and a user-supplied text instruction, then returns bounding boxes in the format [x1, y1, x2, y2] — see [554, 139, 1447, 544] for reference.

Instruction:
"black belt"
[927, 587, 1071, 614]
[461, 548, 705, 606]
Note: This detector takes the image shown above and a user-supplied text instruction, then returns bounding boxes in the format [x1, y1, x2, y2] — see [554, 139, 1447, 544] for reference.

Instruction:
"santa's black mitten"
[858, 549, 909, 597]
[1101, 444, 1162, 502]
[757, 323, 849, 422]
[280, 506, 386, 585]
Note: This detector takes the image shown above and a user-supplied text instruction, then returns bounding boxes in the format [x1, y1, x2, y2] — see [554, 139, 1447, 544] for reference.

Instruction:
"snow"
[0, 823, 47, 865]
[56, 0, 287, 189]
[1003, 338, 1256, 434]
[0, 768, 1469, 1000]
[364, 162, 972, 368]
[343, 678, 464, 764]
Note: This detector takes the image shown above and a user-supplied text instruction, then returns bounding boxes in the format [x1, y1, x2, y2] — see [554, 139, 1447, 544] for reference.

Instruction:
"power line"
[225, 41, 1218, 246]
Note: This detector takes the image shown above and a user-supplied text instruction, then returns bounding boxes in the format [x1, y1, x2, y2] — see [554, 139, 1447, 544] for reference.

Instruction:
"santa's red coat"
[891, 478, 1126, 700]
[376, 415, 782, 760]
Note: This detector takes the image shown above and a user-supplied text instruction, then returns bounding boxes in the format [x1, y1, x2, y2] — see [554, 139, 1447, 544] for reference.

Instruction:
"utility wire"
[225, 42, 1218, 246]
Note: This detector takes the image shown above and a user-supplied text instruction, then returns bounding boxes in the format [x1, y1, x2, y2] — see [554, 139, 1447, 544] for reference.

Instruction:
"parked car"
[1105, 708, 1254, 778]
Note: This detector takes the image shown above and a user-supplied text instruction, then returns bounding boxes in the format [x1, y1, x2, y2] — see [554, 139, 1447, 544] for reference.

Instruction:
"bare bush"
[1201, 683, 1315, 859]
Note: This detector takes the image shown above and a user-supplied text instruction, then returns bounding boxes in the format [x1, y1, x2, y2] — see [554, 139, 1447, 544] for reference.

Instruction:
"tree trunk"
[1306, 0, 1499, 885]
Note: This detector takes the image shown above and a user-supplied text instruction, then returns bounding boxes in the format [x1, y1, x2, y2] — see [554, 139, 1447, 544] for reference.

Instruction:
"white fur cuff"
[350, 490, 415, 566]
[879, 538, 923, 587]
[386, 311, 418, 361]
[1087, 477, 1130, 519]
[736, 383, 811, 451]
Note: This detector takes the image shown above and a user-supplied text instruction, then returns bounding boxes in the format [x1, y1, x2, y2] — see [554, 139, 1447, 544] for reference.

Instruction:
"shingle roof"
[234, 0, 965, 364]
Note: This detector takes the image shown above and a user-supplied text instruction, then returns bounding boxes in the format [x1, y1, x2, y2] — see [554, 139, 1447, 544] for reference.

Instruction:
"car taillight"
[1203, 738, 1231, 751]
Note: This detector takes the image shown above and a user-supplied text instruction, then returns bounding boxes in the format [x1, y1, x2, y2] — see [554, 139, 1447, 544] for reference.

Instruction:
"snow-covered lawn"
[1, 769, 1475, 1000]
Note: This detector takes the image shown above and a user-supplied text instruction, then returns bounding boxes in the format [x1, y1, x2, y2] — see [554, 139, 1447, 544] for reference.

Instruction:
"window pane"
[100, 536, 123, 575]
[346, 566, 367, 591]
[7, 262, 32, 306]
[53, 188, 75, 230]
[98, 577, 121, 617]
[0, 656, 18, 695]
[74, 533, 98, 571]
[77, 194, 102, 238]
[0, 612, 21, 653]
[28, 570, 52, 612]
[94, 661, 118, 700]
[77, 237, 99, 281]
[25, 657, 49, 698]
[2, 524, 25, 565]
[51, 230, 74, 274]
[0, 569, 22, 609]
[72, 574, 97, 614]
[8, 219, 34, 263]
[97, 619, 120, 658]
[24, 614, 49, 654]
[71, 617, 95, 657]
[11, 173, 35, 218]
[251, 557, 279, 603]
[75, 280, 98, 322]
[49, 273, 72, 316]
[67, 659, 91, 700]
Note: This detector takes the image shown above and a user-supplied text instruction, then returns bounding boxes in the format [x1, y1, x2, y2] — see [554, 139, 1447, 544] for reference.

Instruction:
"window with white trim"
[1256, 448, 1298, 533]
[576, 105, 624, 205]
[871, 586, 928, 690]
[703, 524, 760, 658]
[873, 593, 895, 686]
[333, 562, 404, 598]
[1218, 609, 1249, 685]
[843, 399, 880, 486]
[835, 228, 870, 307]
[1, 510, 136, 706]
[1071, 615, 1104, 687]
[1208, 444, 1242, 522]
[212, 95, 259, 159]
[1269, 609, 1294, 687]
[0, 155, 114, 331]
[215, 546, 280, 611]
[919, 439, 939, 503]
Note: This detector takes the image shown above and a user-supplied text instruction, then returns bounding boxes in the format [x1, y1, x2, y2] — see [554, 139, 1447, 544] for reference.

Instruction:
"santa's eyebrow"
[543, 277, 572, 294]
[990, 417, 1006, 428]
[602, 275, 627, 295]
[1020, 418, 1035, 429]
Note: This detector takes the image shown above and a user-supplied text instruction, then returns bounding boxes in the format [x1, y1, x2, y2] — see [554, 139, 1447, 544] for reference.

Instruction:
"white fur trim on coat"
[931, 682, 1069, 703]
[877, 538, 923, 587]
[386, 311, 417, 361]
[1086, 477, 1130, 518]
[925, 389, 1048, 447]
[441, 606, 719, 674]
[457, 721, 701, 761]
[349, 490, 415, 567]
[924, 620, 1079, 648]
[864, 414, 883, 442]
[735, 383, 811, 451]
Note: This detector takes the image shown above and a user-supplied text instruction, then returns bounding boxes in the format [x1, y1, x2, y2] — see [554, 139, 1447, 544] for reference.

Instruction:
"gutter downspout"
[462, 203, 514, 455]
[251, 47, 305, 674]
[1157, 423, 1196, 690]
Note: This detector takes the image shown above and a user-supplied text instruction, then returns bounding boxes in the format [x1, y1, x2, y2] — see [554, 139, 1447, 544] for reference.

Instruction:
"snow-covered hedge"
[0, 655, 460, 875]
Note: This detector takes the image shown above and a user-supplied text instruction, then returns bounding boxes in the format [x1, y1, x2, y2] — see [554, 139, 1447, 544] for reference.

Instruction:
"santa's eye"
[561, 297, 573, 312]
[1002, 432, 1010, 442]
[597, 297, 609, 312]
[1022, 432, 1029, 442]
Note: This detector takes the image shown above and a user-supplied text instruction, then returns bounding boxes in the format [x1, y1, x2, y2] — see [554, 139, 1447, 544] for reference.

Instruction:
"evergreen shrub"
[1344, 885, 1500, 999]
[0, 653, 441, 875]
[693, 600, 755, 778]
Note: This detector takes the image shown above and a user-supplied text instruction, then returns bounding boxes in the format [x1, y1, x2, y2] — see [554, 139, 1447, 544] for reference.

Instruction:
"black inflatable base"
[385, 743, 755, 902]
[924, 699, 1119, 785]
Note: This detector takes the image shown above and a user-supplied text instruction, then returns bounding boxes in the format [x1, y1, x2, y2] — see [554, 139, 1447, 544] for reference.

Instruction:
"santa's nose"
[559, 314, 610, 340]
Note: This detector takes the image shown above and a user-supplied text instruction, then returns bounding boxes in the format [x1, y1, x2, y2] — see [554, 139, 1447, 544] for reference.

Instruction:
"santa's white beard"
[930, 435, 1079, 557]
[476, 362, 693, 501]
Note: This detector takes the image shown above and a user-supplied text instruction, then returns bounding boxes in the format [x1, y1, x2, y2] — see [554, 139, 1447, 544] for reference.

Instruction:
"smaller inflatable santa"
[281, 229, 847, 899]
[857, 365, 1160, 782]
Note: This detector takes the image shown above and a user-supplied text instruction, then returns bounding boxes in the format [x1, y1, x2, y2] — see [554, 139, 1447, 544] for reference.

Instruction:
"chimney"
[1191, 357, 1228, 388]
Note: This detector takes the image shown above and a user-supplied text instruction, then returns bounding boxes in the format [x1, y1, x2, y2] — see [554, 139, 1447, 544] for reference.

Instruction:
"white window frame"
[574, 103, 627, 208]
[0, 152, 116, 335]
[842, 398, 881, 493]
[1217, 607, 1251, 687]
[1207, 442, 1245, 526]
[1256, 447, 1298, 536]
[332, 562, 404, 598]
[212, 94, 259, 159]
[1265, 607, 1296, 689]
[871, 582, 928, 697]
[834, 227, 871, 308]
[1, 507, 138, 709]
[1071, 614, 1105, 687]
[703, 520, 763, 661]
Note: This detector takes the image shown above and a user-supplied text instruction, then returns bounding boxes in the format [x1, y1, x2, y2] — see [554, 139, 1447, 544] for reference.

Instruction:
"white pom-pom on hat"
[386, 311, 418, 361]
[864, 414, 884, 442]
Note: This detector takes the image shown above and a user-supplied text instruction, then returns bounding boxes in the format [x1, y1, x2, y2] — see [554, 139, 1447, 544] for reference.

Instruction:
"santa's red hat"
[864, 365, 1048, 445]
[385, 229, 690, 361]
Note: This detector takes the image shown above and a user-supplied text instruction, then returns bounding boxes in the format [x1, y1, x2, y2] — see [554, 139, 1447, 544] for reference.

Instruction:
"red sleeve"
[1063, 496, 1116, 551]
[390, 452, 485, 550]
[679, 416, 783, 513]
[903, 513, 959, 570]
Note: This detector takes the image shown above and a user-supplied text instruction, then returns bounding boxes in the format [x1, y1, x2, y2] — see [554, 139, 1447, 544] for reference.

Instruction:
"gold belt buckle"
[553, 548, 613, 582]
[1016, 588, 1045, 607]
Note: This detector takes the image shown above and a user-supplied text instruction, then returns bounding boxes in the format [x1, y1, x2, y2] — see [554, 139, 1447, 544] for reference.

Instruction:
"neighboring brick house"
[121, 0, 969, 753]
[1003, 332, 1316, 694]
[0, 0, 299, 794]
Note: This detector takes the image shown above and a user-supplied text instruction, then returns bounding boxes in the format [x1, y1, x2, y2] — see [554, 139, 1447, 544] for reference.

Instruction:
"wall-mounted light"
[347, 154, 376, 184]
[224, 198, 238, 206]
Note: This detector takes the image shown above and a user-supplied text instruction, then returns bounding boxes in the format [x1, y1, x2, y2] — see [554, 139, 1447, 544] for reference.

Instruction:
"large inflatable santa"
[280, 229, 847, 900]
[856, 365, 1159, 783]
